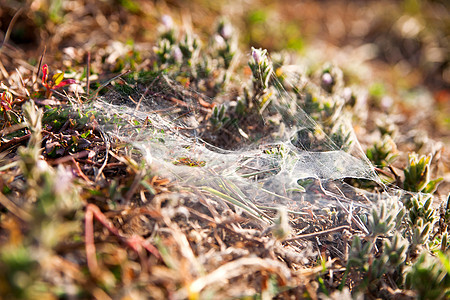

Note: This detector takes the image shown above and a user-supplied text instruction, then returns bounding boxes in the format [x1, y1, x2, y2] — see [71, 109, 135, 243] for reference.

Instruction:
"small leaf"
[436, 251, 450, 275]
[55, 79, 76, 88]
[52, 72, 65, 86]
[423, 178, 443, 194]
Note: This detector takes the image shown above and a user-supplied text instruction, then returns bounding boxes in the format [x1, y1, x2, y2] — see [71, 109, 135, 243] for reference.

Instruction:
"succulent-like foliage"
[440, 194, 450, 232]
[249, 47, 274, 109]
[214, 19, 237, 69]
[179, 32, 201, 63]
[403, 153, 442, 193]
[406, 194, 436, 226]
[347, 235, 372, 270]
[400, 194, 437, 253]
[329, 123, 353, 151]
[249, 47, 273, 92]
[405, 253, 450, 300]
[366, 198, 405, 237]
[155, 39, 182, 65]
[410, 219, 433, 250]
[345, 200, 411, 292]
[210, 104, 230, 131]
[384, 233, 408, 270]
[366, 135, 398, 167]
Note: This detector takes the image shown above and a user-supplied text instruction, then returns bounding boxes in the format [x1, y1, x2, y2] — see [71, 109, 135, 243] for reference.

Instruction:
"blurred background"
[1, 0, 448, 91]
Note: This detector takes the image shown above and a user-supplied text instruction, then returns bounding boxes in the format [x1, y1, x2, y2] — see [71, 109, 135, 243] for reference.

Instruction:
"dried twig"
[0, 192, 32, 221]
[0, 8, 23, 52]
[84, 203, 162, 275]
[86, 51, 91, 96]
[283, 225, 351, 242]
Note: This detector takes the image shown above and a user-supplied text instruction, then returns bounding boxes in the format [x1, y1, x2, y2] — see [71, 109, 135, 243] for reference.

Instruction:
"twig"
[0, 8, 23, 53]
[189, 257, 290, 294]
[86, 51, 91, 95]
[69, 156, 94, 184]
[0, 133, 31, 152]
[0, 160, 18, 172]
[94, 130, 110, 182]
[0, 122, 27, 137]
[15, 67, 30, 97]
[124, 169, 145, 204]
[34, 46, 46, 85]
[163, 95, 211, 114]
[387, 165, 402, 187]
[0, 192, 32, 221]
[374, 166, 395, 179]
[89, 70, 131, 100]
[135, 75, 159, 112]
[0, 59, 9, 79]
[283, 225, 351, 242]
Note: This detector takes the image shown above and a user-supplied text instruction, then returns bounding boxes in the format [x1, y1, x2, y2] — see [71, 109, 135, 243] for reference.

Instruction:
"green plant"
[329, 123, 353, 151]
[154, 39, 182, 66]
[403, 153, 442, 193]
[402, 194, 438, 254]
[0, 101, 81, 298]
[214, 19, 237, 70]
[179, 32, 201, 65]
[248, 47, 273, 111]
[405, 194, 436, 226]
[405, 252, 450, 300]
[320, 65, 343, 94]
[345, 199, 407, 293]
[365, 198, 405, 237]
[366, 135, 398, 167]
[209, 104, 230, 131]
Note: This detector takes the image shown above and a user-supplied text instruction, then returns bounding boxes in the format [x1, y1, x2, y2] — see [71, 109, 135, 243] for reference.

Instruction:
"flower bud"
[321, 72, 333, 86]
[252, 47, 262, 65]
[161, 15, 173, 30]
[219, 22, 233, 40]
[171, 46, 183, 63]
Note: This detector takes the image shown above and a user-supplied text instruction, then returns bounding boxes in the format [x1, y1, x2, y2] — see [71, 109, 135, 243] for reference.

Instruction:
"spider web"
[84, 66, 399, 223]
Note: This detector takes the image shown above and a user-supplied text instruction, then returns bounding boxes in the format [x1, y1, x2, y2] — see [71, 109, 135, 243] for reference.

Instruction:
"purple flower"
[171, 46, 183, 63]
[219, 23, 233, 40]
[321, 72, 333, 86]
[161, 15, 173, 30]
[343, 87, 352, 101]
[214, 34, 226, 48]
[252, 48, 262, 64]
